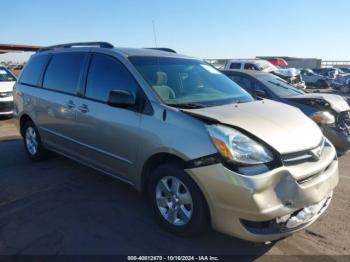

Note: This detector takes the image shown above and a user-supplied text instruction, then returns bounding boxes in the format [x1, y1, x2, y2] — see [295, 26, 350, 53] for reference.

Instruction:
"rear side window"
[229, 63, 241, 69]
[85, 54, 138, 102]
[244, 63, 258, 70]
[43, 53, 86, 94]
[20, 54, 50, 86]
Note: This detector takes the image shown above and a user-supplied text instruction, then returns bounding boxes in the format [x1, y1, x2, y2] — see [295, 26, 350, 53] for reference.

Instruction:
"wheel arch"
[140, 151, 212, 227]
[141, 152, 186, 195]
[19, 114, 34, 137]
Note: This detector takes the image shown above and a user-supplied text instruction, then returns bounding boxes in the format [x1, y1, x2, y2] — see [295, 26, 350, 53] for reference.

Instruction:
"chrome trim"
[282, 137, 326, 164]
[39, 127, 133, 165]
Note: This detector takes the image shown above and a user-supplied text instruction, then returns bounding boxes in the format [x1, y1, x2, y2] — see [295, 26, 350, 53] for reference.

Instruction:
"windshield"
[129, 57, 254, 107]
[257, 74, 304, 97]
[0, 68, 16, 82]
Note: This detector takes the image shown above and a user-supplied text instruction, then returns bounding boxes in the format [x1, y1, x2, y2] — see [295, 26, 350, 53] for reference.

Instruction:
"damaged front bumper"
[186, 141, 338, 242]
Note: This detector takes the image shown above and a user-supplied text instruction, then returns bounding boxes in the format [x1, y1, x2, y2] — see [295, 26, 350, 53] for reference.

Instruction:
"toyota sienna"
[13, 42, 338, 242]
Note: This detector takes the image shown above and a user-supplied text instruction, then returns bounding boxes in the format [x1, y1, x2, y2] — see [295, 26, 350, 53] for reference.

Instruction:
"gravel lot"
[0, 118, 349, 257]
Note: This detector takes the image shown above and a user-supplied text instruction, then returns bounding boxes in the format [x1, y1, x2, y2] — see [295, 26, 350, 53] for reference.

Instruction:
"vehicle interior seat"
[152, 71, 176, 101]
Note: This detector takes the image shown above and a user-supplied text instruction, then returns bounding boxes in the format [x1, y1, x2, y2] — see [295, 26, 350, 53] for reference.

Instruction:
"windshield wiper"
[168, 102, 206, 109]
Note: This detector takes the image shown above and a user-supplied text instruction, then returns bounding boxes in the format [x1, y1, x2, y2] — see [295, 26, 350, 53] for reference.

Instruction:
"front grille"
[0, 91, 13, 98]
[0, 101, 14, 112]
[281, 137, 327, 165]
[297, 161, 332, 184]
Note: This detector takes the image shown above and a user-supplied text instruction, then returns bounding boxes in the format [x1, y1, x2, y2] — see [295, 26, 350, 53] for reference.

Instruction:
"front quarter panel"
[133, 103, 217, 189]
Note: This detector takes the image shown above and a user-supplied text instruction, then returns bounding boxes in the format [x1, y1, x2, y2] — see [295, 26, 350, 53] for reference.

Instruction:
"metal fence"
[321, 61, 350, 68]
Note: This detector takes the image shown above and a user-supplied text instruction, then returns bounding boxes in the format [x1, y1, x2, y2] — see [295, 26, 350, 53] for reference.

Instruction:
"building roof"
[0, 44, 41, 54]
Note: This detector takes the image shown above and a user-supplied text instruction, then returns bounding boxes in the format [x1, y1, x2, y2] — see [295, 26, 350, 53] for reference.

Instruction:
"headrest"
[156, 71, 168, 85]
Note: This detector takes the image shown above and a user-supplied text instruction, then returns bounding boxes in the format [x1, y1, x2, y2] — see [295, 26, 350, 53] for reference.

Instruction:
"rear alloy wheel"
[149, 163, 209, 236]
[23, 121, 48, 161]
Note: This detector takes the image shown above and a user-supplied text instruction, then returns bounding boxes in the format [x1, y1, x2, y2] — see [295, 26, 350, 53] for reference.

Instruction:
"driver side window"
[85, 54, 139, 103]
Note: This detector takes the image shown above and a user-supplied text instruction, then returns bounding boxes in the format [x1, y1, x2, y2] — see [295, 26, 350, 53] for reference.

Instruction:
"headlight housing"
[207, 125, 274, 165]
[312, 111, 335, 125]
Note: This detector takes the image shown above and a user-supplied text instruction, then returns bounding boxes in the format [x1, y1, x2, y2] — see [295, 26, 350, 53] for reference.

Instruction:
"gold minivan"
[14, 42, 338, 242]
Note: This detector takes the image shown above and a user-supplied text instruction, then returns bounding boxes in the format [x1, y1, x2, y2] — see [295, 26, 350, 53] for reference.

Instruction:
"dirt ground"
[0, 118, 349, 258]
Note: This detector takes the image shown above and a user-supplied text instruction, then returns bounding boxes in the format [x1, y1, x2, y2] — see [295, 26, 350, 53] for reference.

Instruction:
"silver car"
[13, 42, 338, 242]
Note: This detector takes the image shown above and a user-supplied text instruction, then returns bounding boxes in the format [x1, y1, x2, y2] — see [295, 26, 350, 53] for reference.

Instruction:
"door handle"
[66, 100, 76, 109]
[78, 104, 89, 113]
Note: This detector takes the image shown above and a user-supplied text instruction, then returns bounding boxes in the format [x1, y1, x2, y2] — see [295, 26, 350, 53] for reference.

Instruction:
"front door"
[74, 53, 142, 179]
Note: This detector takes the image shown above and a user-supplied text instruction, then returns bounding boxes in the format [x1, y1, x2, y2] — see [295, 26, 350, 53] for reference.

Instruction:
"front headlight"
[207, 125, 274, 165]
[312, 111, 335, 125]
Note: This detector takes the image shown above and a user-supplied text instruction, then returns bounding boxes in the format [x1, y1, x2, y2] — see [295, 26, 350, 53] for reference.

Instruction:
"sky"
[1, 0, 350, 62]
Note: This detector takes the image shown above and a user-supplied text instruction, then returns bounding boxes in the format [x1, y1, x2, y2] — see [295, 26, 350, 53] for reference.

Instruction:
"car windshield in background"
[0, 68, 16, 82]
[129, 57, 254, 108]
[258, 74, 304, 97]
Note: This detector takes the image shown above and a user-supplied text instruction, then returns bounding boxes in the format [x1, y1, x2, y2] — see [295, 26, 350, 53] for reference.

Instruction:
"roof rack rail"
[37, 42, 114, 52]
[145, 47, 177, 53]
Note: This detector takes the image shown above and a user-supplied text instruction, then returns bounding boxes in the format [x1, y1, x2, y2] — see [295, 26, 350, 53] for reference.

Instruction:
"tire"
[148, 162, 209, 236]
[23, 120, 48, 161]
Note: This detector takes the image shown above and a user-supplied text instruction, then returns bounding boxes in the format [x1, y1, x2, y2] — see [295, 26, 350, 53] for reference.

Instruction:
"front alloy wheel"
[156, 176, 193, 226]
[149, 163, 209, 236]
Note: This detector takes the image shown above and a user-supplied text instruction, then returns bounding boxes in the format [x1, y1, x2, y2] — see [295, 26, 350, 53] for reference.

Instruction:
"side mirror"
[255, 89, 267, 98]
[107, 89, 136, 108]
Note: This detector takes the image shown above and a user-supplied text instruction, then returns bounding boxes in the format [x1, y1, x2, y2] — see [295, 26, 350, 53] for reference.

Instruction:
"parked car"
[300, 69, 332, 88]
[223, 70, 350, 153]
[313, 68, 350, 88]
[0, 66, 16, 116]
[14, 42, 338, 242]
[223, 59, 306, 89]
[338, 67, 350, 74]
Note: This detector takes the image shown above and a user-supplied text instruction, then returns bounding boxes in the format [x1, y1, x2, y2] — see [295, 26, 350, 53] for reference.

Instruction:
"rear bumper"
[186, 143, 338, 242]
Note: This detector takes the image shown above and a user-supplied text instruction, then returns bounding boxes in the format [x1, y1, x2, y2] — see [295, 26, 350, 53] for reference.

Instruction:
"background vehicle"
[338, 67, 350, 74]
[0, 66, 16, 116]
[300, 69, 332, 88]
[313, 68, 350, 88]
[223, 70, 350, 153]
[14, 42, 338, 242]
[223, 59, 306, 89]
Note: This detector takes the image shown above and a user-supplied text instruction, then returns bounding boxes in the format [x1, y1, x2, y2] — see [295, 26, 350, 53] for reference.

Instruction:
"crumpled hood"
[183, 99, 323, 154]
[0, 81, 15, 92]
[289, 93, 350, 113]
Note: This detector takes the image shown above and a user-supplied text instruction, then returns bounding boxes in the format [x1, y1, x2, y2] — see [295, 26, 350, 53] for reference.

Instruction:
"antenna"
[152, 20, 158, 48]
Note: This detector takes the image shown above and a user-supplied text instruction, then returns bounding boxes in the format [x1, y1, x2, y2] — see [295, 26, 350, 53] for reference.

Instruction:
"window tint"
[244, 63, 257, 70]
[43, 53, 86, 94]
[229, 63, 241, 69]
[85, 54, 138, 102]
[20, 54, 50, 86]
